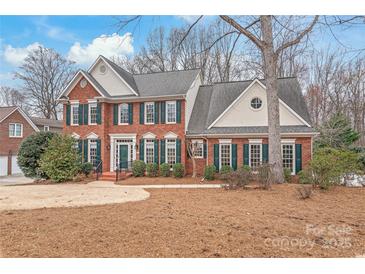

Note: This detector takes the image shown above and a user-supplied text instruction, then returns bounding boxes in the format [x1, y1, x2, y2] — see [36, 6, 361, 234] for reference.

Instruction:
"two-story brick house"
[0, 106, 62, 176]
[58, 55, 316, 179]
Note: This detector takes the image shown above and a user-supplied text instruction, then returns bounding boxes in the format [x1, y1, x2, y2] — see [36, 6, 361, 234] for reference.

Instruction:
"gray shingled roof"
[30, 117, 63, 128]
[187, 78, 313, 135]
[0, 106, 17, 122]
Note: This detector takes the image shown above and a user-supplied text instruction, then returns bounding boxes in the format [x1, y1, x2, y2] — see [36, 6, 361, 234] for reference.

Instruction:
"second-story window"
[145, 102, 154, 124]
[71, 104, 79, 125]
[119, 103, 129, 124]
[43, 125, 49, 132]
[166, 101, 176, 124]
[89, 103, 97, 125]
[9, 123, 23, 137]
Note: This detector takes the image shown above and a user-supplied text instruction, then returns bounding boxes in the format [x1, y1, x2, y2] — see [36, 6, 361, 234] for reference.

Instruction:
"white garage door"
[0, 156, 8, 176]
[11, 155, 22, 175]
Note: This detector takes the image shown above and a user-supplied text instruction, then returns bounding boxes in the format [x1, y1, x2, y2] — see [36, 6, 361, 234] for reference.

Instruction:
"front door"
[119, 145, 129, 169]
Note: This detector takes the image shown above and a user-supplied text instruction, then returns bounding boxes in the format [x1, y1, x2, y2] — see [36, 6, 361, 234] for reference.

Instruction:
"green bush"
[132, 160, 146, 177]
[298, 169, 313, 185]
[241, 165, 251, 172]
[309, 147, 361, 189]
[81, 162, 93, 176]
[283, 168, 292, 183]
[17, 132, 55, 178]
[220, 165, 233, 174]
[172, 163, 185, 178]
[204, 165, 216, 180]
[160, 163, 170, 177]
[39, 135, 81, 182]
[146, 163, 159, 177]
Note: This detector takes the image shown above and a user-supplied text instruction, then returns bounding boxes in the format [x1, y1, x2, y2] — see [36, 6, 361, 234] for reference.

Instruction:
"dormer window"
[250, 97, 262, 110]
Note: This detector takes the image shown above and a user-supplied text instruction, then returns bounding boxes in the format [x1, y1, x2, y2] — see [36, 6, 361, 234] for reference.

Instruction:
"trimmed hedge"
[204, 165, 216, 180]
[146, 163, 159, 177]
[172, 163, 184, 178]
[132, 160, 146, 177]
[160, 163, 170, 177]
[220, 165, 233, 175]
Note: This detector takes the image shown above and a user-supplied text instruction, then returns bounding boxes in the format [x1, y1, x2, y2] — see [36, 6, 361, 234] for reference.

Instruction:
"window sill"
[9, 136, 23, 138]
[144, 122, 155, 125]
[118, 123, 129, 126]
[166, 122, 177, 124]
[88, 123, 97, 126]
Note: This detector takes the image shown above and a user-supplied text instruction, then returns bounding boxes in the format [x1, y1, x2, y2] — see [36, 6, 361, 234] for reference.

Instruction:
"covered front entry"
[109, 134, 137, 172]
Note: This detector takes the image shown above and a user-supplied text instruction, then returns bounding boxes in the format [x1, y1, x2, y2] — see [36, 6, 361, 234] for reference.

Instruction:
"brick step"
[98, 171, 132, 181]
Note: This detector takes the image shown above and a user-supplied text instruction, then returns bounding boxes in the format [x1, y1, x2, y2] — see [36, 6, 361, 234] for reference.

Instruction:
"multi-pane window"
[145, 139, 155, 164]
[119, 103, 129, 124]
[89, 140, 97, 167]
[43, 125, 49, 132]
[250, 144, 261, 168]
[166, 139, 176, 166]
[166, 101, 176, 123]
[192, 140, 203, 158]
[9, 123, 22, 137]
[220, 144, 231, 168]
[89, 103, 97, 124]
[145, 102, 154, 124]
[71, 104, 79, 125]
[282, 144, 294, 173]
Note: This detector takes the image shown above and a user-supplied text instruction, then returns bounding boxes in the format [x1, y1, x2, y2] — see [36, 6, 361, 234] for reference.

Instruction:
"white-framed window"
[145, 102, 155, 124]
[9, 123, 23, 137]
[192, 140, 203, 158]
[166, 101, 176, 124]
[89, 139, 98, 167]
[219, 143, 231, 168]
[249, 144, 262, 169]
[282, 143, 295, 174]
[166, 139, 176, 166]
[71, 104, 79, 125]
[119, 103, 129, 124]
[43, 125, 49, 132]
[144, 139, 155, 164]
[250, 97, 263, 110]
[89, 103, 97, 125]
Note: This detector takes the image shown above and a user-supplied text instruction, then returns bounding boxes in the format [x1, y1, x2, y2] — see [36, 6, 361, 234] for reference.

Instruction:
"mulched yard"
[0, 184, 364, 258]
[116, 176, 224, 185]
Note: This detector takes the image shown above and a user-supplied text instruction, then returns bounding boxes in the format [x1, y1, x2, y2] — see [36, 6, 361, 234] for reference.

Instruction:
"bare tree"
[186, 140, 201, 178]
[14, 46, 75, 120]
[0, 86, 27, 108]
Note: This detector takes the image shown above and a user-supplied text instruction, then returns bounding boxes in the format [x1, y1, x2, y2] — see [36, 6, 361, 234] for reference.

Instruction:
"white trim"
[87, 99, 97, 103]
[109, 133, 137, 171]
[249, 97, 263, 111]
[207, 79, 311, 129]
[249, 139, 263, 144]
[71, 132, 80, 139]
[58, 70, 108, 100]
[86, 132, 99, 139]
[281, 139, 296, 144]
[118, 103, 129, 125]
[191, 139, 204, 159]
[219, 143, 232, 169]
[87, 56, 139, 96]
[9, 123, 23, 138]
[142, 132, 156, 139]
[43, 125, 50, 132]
[219, 139, 232, 144]
[109, 133, 137, 138]
[144, 139, 155, 164]
[165, 138, 177, 166]
[248, 143, 263, 168]
[281, 143, 296, 175]
[70, 100, 79, 104]
[70, 103, 79, 126]
[144, 102, 155, 125]
[0, 107, 40, 132]
[164, 131, 178, 139]
[166, 100, 177, 124]
[88, 102, 98, 125]
[186, 132, 318, 138]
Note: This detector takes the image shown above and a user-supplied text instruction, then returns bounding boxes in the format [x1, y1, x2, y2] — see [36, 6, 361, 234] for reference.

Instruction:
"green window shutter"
[203, 142, 207, 159]
[96, 103, 102, 125]
[176, 100, 181, 123]
[176, 139, 181, 163]
[160, 139, 165, 164]
[139, 103, 144, 124]
[83, 139, 88, 162]
[139, 139, 144, 161]
[232, 144, 237, 170]
[96, 139, 101, 165]
[66, 104, 71, 126]
[154, 139, 159, 164]
[154, 102, 159, 124]
[244, 144, 249, 166]
[214, 144, 219, 171]
[295, 144, 302, 174]
[83, 104, 88, 125]
[78, 104, 84, 125]
[160, 101, 166, 124]
[262, 144, 269, 164]
[128, 103, 133, 125]
[78, 139, 82, 154]
[113, 104, 118, 125]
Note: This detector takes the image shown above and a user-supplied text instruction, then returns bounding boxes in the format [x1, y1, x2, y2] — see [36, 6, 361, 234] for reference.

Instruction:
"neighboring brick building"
[0, 106, 62, 176]
[58, 55, 316, 179]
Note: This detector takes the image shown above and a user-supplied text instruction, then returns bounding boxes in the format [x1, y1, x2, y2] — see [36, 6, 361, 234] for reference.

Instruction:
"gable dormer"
[88, 56, 138, 97]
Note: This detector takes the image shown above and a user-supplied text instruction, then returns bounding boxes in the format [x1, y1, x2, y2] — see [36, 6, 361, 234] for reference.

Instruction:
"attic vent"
[80, 79, 87, 88]
[99, 65, 107, 74]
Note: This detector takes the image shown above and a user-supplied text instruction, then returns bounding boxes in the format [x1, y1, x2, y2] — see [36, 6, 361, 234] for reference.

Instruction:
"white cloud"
[176, 16, 201, 23]
[3, 42, 42, 66]
[67, 33, 134, 65]
[33, 16, 76, 42]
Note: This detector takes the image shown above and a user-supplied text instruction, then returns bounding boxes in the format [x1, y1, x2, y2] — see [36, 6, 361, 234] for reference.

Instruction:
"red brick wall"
[0, 110, 36, 156]
[63, 77, 187, 172]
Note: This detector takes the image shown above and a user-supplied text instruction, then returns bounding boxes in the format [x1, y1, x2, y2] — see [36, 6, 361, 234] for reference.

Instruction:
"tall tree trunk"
[260, 16, 284, 183]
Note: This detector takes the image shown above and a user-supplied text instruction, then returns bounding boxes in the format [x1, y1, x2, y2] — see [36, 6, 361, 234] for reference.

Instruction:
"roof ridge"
[133, 68, 201, 76]
[100, 55, 134, 76]
[212, 76, 297, 85]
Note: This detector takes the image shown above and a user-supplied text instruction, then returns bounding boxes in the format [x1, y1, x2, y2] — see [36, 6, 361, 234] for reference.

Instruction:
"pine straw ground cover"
[0, 184, 364, 258]
[116, 176, 224, 185]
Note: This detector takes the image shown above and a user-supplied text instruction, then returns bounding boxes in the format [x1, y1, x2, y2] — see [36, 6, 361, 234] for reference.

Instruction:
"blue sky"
[0, 15, 364, 88]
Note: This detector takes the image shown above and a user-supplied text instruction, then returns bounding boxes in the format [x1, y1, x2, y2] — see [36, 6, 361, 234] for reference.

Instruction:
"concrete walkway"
[0, 175, 33, 186]
[119, 184, 224, 189]
[0, 181, 149, 211]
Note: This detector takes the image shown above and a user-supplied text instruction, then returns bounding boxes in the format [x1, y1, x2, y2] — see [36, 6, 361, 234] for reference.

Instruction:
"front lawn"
[0, 184, 364, 257]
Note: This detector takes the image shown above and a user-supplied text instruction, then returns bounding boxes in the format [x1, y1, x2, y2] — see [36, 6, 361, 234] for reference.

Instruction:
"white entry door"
[0, 156, 8, 176]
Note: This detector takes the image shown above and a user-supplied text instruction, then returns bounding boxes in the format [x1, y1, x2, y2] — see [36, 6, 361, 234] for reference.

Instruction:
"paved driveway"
[0, 181, 150, 211]
[0, 175, 33, 186]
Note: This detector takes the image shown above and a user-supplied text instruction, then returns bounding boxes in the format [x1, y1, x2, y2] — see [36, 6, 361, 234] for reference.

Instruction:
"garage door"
[11, 155, 22, 175]
[0, 156, 8, 176]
